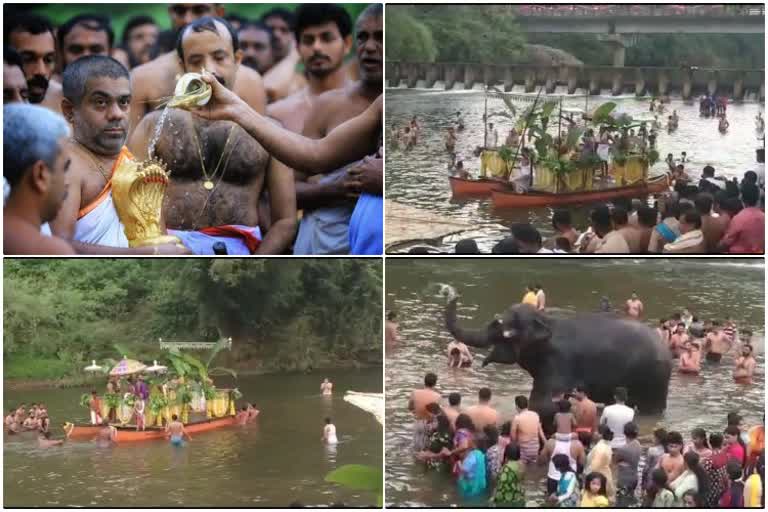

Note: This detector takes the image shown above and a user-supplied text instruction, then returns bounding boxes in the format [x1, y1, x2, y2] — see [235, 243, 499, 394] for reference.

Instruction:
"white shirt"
[600, 403, 635, 448]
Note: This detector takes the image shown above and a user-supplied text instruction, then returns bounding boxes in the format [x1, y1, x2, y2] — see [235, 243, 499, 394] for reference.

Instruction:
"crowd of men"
[4, 3, 383, 255]
[408, 375, 764, 508]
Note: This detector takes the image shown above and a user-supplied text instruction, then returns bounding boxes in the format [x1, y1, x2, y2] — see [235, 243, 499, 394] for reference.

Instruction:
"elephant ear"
[522, 309, 553, 345]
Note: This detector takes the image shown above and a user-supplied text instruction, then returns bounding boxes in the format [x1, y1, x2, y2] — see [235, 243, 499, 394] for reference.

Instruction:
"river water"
[385, 88, 764, 252]
[4, 369, 382, 507]
[384, 258, 764, 507]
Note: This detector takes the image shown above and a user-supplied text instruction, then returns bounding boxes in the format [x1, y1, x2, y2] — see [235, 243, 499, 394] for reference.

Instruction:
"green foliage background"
[4, 259, 382, 379]
[386, 5, 764, 68]
[12, 3, 370, 43]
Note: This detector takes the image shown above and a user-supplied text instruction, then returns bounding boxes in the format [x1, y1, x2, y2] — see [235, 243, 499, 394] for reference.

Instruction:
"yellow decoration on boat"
[611, 156, 648, 186]
[479, 150, 512, 179]
[111, 156, 182, 247]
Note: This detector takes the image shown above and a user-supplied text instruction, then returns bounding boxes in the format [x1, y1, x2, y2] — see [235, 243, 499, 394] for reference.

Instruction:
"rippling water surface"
[385, 259, 764, 507]
[4, 369, 382, 507]
[386, 88, 764, 252]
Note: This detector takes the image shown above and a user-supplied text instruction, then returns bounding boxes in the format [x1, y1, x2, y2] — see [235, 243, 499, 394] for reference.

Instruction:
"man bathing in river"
[409, 372, 441, 451]
[465, 387, 499, 434]
[733, 344, 756, 384]
[166, 414, 191, 445]
[705, 321, 731, 363]
[446, 338, 472, 368]
[657, 431, 686, 482]
[385, 311, 400, 349]
[571, 385, 598, 450]
[678, 340, 702, 375]
[625, 292, 643, 319]
[321, 378, 333, 395]
[511, 395, 547, 465]
[130, 17, 297, 254]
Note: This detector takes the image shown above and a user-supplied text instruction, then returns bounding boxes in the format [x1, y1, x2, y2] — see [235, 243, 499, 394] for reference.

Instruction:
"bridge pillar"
[733, 78, 744, 102]
[707, 74, 718, 96]
[444, 64, 458, 90]
[567, 69, 578, 94]
[588, 73, 600, 96]
[682, 76, 692, 100]
[545, 73, 556, 94]
[634, 70, 646, 97]
[611, 73, 623, 96]
[503, 68, 514, 92]
[603, 34, 626, 68]
[387, 62, 400, 88]
[464, 64, 476, 90]
[406, 63, 419, 89]
[524, 71, 536, 93]
[482, 65, 494, 89]
[658, 73, 669, 96]
[425, 64, 439, 89]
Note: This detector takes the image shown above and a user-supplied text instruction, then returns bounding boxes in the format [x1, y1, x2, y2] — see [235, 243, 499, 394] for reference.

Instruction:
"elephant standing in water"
[444, 295, 672, 415]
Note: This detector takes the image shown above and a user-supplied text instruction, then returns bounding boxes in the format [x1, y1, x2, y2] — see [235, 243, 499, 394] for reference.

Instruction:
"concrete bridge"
[386, 61, 765, 101]
[513, 5, 764, 66]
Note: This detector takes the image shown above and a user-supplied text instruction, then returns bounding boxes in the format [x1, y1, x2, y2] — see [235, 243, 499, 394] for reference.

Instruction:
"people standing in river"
[320, 378, 333, 396]
[409, 372, 441, 452]
[322, 417, 338, 444]
[166, 414, 191, 446]
[465, 387, 499, 435]
[88, 390, 103, 425]
[385, 311, 400, 350]
[446, 338, 472, 368]
[624, 292, 643, 319]
[615, 422, 642, 507]
[600, 387, 634, 448]
[733, 344, 757, 384]
[444, 126, 456, 154]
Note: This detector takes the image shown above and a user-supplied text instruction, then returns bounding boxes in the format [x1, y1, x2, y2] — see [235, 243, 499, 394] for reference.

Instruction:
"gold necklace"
[190, 126, 236, 191]
[71, 139, 111, 183]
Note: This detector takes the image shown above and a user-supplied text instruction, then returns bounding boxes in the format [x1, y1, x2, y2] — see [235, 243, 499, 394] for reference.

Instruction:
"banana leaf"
[489, 86, 517, 117]
[565, 127, 585, 151]
[592, 102, 617, 124]
[540, 100, 558, 120]
[208, 367, 238, 379]
[325, 464, 383, 507]
[204, 338, 230, 369]
[80, 393, 92, 408]
[113, 343, 135, 359]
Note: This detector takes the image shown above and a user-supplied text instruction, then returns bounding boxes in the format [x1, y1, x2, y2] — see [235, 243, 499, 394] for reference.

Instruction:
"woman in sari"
[457, 436, 487, 499]
[490, 443, 525, 507]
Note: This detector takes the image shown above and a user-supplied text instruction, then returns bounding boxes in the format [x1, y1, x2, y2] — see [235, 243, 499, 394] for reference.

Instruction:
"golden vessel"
[111, 156, 181, 247]
[167, 72, 212, 110]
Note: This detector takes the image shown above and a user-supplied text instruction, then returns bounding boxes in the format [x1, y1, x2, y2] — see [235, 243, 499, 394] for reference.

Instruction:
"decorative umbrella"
[84, 360, 103, 372]
[109, 357, 147, 376]
[145, 360, 168, 373]
[343, 391, 383, 425]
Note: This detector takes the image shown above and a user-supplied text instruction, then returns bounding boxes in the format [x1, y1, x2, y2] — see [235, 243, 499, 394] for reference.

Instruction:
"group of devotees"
[4, 3, 383, 255]
[389, 291, 764, 507]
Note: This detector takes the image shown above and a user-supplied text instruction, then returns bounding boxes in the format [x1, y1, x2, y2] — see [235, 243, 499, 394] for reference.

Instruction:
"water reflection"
[385, 259, 764, 507]
[386, 89, 764, 252]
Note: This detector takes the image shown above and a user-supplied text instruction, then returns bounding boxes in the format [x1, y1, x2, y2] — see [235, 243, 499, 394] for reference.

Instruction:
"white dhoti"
[74, 191, 129, 247]
[90, 410, 103, 425]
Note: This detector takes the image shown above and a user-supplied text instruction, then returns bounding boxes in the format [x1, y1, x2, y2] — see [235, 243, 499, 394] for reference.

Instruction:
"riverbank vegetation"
[4, 259, 382, 381]
[386, 5, 764, 69]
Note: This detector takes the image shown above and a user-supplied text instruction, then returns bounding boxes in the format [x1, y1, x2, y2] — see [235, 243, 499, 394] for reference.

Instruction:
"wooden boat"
[490, 174, 670, 208]
[63, 415, 237, 442]
[448, 176, 511, 197]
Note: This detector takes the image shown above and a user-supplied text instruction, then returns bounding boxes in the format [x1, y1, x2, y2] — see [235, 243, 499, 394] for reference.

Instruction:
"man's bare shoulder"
[266, 89, 306, 119]
[235, 65, 264, 86]
[4, 220, 75, 255]
[131, 53, 177, 90]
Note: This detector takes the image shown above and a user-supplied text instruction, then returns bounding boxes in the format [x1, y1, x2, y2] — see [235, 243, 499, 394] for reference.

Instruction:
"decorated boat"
[64, 414, 237, 442]
[64, 342, 243, 443]
[491, 173, 670, 208]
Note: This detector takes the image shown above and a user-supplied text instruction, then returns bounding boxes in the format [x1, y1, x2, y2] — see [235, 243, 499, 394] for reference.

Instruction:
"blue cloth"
[654, 222, 677, 243]
[170, 435, 183, 446]
[168, 225, 261, 255]
[457, 449, 487, 498]
[293, 167, 355, 255]
[349, 193, 383, 255]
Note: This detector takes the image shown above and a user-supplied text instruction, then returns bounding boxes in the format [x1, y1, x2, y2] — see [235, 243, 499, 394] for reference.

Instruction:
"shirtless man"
[4, 47, 29, 104]
[669, 323, 688, 358]
[657, 431, 685, 482]
[446, 339, 472, 367]
[385, 311, 400, 350]
[261, 8, 308, 102]
[678, 340, 701, 374]
[625, 292, 643, 319]
[267, 4, 352, 133]
[237, 21, 274, 75]
[571, 385, 598, 450]
[57, 15, 125, 71]
[38, 431, 64, 448]
[408, 372, 441, 451]
[511, 395, 547, 464]
[128, 6, 266, 139]
[166, 413, 191, 445]
[466, 387, 499, 433]
[290, 5, 382, 255]
[733, 344, 756, 384]
[444, 127, 456, 153]
[246, 403, 260, 421]
[6, 13, 63, 113]
[4, 104, 75, 254]
[48, 57, 186, 255]
[320, 378, 333, 395]
[236, 405, 249, 425]
[705, 321, 731, 363]
[443, 392, 461, 429]
[129, 18, 296, 254]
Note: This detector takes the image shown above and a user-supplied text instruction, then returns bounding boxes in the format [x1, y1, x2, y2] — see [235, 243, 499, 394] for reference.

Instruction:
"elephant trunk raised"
[445, 297, 502, 349]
